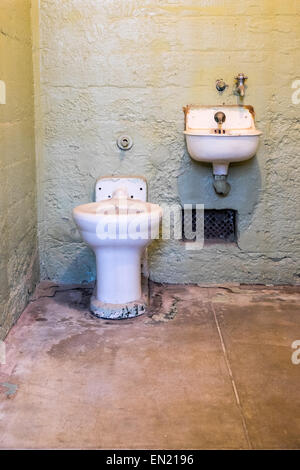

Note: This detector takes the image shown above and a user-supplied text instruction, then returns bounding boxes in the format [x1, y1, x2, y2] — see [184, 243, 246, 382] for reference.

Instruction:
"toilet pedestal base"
[90, 295, 147, 320]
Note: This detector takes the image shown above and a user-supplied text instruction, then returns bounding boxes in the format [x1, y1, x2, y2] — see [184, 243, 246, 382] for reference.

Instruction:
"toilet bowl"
[73, 177, 162, 319]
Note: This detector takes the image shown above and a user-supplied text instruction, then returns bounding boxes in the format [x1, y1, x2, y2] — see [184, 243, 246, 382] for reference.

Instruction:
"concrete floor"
[0, 281, 299, 449]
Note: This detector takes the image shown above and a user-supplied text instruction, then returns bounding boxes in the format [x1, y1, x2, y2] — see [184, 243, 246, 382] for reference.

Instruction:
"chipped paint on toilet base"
[90, 295, 146, 320]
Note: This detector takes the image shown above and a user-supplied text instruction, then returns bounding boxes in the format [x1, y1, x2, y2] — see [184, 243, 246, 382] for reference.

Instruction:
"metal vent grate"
[182, 208, 236, 243]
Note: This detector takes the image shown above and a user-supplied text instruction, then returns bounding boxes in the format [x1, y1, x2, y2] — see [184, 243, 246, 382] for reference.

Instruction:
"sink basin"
[184, 105, 262, 175]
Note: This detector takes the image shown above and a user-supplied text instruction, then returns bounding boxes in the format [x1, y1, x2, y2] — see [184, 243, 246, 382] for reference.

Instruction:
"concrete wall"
[35, 0, 300, 285]
[0, 0, 38, 339]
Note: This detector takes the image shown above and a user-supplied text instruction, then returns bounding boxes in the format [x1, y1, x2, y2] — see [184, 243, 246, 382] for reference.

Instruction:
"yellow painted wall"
[0, 0, 38, 339]
[34, 0, 300, 284]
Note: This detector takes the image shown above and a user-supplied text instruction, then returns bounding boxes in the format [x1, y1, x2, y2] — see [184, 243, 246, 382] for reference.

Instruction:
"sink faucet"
[214, 111, 226, 134]
[235, 73, 247, 97]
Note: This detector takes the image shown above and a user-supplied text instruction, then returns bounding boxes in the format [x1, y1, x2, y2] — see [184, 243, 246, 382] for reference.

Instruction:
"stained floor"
[0, 281, 299, 449]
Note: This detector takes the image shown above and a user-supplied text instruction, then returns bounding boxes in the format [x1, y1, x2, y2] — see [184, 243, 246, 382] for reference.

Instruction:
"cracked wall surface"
[0, 0, 39, 339]
[35, 0, 300, 285]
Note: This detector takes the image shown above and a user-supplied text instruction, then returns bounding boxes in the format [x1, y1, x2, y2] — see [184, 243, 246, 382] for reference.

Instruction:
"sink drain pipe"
[213, 175, 231, 196]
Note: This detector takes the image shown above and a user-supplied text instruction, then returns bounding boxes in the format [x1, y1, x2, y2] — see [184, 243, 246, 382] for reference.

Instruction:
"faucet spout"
[235, 73, 247, 97]
[112, 187, 129, 199]
[238, 84, 245, 97]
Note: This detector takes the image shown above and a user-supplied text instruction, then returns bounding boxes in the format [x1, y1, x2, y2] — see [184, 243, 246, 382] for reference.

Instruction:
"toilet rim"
[73, 199, 163, 224]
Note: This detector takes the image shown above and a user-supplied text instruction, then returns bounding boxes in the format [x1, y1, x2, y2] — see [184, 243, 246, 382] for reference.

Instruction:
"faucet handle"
[235, 73, 248, 81]
[216, 79, 228, 92]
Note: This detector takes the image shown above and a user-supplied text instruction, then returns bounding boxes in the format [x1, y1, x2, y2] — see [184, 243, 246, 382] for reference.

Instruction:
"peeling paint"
[148, 299, 178, 323]
[0, 383, 18, 398]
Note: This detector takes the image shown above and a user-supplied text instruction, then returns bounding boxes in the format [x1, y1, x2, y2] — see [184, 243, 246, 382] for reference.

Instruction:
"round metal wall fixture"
[216, 79, 228, 92]
[117, 135, 133, 151]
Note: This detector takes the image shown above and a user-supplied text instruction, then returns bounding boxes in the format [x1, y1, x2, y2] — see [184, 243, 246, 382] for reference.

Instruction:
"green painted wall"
[35, 0, 300, 285]
[0, 0, 38, 339]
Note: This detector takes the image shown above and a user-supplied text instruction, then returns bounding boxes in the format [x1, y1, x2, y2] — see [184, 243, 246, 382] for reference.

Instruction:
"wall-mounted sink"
[183, 105, 262, 195]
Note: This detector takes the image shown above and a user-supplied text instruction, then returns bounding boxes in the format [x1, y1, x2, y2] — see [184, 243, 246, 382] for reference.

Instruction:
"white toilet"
[73, 176, 162, 319]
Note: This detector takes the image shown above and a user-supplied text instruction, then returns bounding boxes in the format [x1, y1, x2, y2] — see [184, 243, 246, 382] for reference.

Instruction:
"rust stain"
[244, 104, 255, 119]
[183, 105, 192, 130]
[0, 382, 18, 399]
